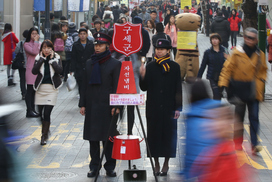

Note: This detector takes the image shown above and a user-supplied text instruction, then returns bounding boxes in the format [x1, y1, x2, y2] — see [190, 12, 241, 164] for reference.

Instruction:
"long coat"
[1, 32, 19, 65]
[140, 61, 182, 157]
[24, 40, 41, 85]
[79, 57, 121, 141]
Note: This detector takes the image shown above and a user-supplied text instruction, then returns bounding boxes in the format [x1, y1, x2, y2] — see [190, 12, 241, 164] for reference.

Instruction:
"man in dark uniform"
[79, 33, 121, 178]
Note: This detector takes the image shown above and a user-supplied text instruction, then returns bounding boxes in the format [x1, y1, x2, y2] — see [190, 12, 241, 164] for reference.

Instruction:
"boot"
[8, 76, 16, 86]
[41, 121, 50, 145]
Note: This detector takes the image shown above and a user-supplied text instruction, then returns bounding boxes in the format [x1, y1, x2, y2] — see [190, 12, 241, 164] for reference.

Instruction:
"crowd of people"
[0, 1, 270, 181]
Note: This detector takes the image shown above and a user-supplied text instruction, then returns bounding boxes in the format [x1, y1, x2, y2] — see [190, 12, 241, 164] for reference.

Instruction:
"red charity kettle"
[111, 135, 144, 160]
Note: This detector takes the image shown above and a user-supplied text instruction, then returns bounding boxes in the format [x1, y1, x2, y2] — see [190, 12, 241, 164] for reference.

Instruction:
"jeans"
[235, 100, 259, 147]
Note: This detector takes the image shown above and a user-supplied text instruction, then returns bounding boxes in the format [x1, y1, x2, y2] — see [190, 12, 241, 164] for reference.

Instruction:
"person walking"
[164, 15, 177, 58]
[24, 27, 41, 118]
[140, 39, 182, 176]
[197, 33, 227, 100]
[218, 27, 268, 155]
[32, 40, 63, 145]
[1, 23, 19, 86]
[228, 9, 241, 49]
[145, 20, 156, 63]
[70, 28, 94, 101]
[90, 20, 108, 35]
[14, 30, 29, 100]
[211, 11, 230, 48]
[152, 23, 171, 53]
[79, 33, 121, 178]
[163, 8, 173, 26]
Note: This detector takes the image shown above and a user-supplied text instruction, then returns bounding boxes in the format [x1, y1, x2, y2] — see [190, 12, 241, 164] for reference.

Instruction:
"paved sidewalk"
[0, 33, 272, 182]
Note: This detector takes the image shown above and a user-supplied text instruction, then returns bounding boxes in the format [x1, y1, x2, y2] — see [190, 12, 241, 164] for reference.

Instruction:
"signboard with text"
[110, 94, 145, 105]
[180, 0, 191, 9]
[177, 31, 197, 50]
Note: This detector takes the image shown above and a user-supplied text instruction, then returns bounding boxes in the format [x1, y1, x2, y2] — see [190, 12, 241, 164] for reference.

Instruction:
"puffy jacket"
[211, 16, 230, 43]
[228, 16, 241, 31]
[103, 10, 114, 20]
[218, 45, 268, 101]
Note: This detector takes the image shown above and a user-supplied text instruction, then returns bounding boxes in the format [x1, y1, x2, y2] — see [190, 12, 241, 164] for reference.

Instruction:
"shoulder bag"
[12, 41, 25, 70]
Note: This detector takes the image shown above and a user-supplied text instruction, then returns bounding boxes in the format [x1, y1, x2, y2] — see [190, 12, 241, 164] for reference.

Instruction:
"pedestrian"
[228, 9, 241, 49]
[139, 39, 182, 176]
[164, 8, 173, 26]
[197, 33, 227, 100]
[14, 30, 28, 100]
[145, 20, 156, 63]
[164, 15, 177, 58]
[218, 27, 268, 155]
[103, 6, 114, 20]
[222, 6, 229, 20]
[211, 10, 230, 48]
[79, 33, 121, 178]
[90, 20, 108, 35]
[79, 22, 93, 38]
[70, 28, 94, 101]
[148, 10, 159, 25]
[119, 9, 130, 22]
[103, 14, 113, 29]
[32, 40, 63, 145]
[24, 27, 41, 118]
[1, 23, 19, 86]
[152, 23, 171, 54]
[96, 3, 104, 19]
[113, 5, 121, 23]
[138, 8, 150, 25]
[173, 5, 179, 16]
[184, 6, 190, 13]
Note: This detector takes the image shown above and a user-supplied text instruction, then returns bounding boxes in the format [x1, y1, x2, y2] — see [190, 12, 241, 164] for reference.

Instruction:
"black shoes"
[87, 170, 98, 178]
[106, 170, 117, 177]
[26, 110, 39, 118]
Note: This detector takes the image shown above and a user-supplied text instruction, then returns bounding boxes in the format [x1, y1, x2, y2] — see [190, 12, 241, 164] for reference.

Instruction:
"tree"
[241, 0, 258, 30]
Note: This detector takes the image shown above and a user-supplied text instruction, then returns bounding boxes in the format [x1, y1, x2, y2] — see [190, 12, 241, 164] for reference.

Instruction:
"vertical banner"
[33, 0, 52, 11]
[82, 0, 90, 11]
[68, 0, 89, 12]
[54, 0, 62, 11]
[180, 0, 192, 9]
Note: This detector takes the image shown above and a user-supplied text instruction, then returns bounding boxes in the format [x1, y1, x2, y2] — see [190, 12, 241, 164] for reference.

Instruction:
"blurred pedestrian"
[32, 40, 63, 145]
[103, 6, 114, 20]
[228, 9, 241, 49]
[219, 27, 268, 155]
[79, 33, 121, 178]
[164, 15, 177, 58]
[140, 39, 182, 176]
[1, 23, 19, 86]
[211, 11, 230, 48]
[90, 20, 107, 35]
[14, 30, 29, 100]
[173, 5, 179, 16]
[145, 20, 156, 63]
[164, 8, 173, 26]
[197, 33, 227, 100]
[96, 3, 104, 19]
[24, 27, 41, 118]
[138, 7, 150, 25]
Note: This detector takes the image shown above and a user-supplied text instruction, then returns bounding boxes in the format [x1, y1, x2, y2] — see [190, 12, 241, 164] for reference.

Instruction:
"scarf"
[89, 50, 111, 84]
[154, 53, 171, 73]
[243, 44, 257, 58]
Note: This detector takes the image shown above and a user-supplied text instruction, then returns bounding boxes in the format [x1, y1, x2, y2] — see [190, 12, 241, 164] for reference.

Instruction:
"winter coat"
[140, 60, 182, 157]
[79, 57, 121, 141]
[211, 16, 230, 44]
[113, 9, 122, 22]
[164, 24, 177, 48]
[164, 14, 172, 26]
[96, 6, 104, 19]
[138, 12, 150, 24]
[197, 46, 226, 81]
[15, 39, 27, 68]
[24, 40, 41, 85]
[268, 34, 272, 63]
[32, 53, 63, 91]
[228, 16, 241, 31]
[70, 39, 94, 80]
[218, 46, 268, 101]
[1, 32, 19, 65]
[103, 10, 114, 20]
[51, 30, 67, 61]
[146, 28, 156, 58]
[139, 28, 151, 57]
[184, 99, 222, 180]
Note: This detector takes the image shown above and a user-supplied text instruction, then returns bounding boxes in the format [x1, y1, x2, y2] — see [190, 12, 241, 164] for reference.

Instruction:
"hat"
[78, 28, 87, 34]
[133, 16, 142, 24]
[68, 22, 76, 29]
[93, 32, 112, 45]
[154, 39, 172, 49]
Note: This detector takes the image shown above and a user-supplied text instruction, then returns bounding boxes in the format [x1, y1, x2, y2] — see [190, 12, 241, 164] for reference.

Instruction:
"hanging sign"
[180, 0, 192, 9]
[33, 0, 52, 11]
[68, 0, 90, 12]
[110, 94, 145, 105]
[113, 22, 143, 57]
[54, 0, 62, 11]
[177, 31, 197, 50]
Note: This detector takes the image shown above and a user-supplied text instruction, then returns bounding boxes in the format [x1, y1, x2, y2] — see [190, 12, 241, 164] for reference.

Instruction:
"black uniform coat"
[79, 57, 121, 141]
[140, 61, 182, 157]
[70, 39, 94, 80]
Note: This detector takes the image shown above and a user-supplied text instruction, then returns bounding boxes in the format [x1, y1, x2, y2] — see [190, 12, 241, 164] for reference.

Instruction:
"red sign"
[116, 61, 137, 94]
[113, 22, 143, 57]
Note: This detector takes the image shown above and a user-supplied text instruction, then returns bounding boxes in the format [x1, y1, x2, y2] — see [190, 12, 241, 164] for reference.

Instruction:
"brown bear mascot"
[175, 13, 201, 82]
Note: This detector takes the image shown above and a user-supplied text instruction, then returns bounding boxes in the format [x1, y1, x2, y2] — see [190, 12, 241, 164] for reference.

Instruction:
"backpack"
[54, 38, 64, 52]
[65, 32, 79, 52]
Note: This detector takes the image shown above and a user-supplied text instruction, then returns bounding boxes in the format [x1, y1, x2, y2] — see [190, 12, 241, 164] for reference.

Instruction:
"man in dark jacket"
[70, 28, 94, 99]
[90, 20, 108, 35]
[211, 11, 230, 48]
[96, 3, 104, 19]
[79, 33, 121, 178]
[113, 5, 121, 22]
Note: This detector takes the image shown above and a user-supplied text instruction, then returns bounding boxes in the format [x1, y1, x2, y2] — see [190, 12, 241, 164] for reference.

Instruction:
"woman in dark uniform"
[140, 39, 182, 176]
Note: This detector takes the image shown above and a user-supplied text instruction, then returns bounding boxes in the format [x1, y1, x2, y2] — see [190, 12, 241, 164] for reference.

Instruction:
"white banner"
[83, 0, 90, 11]
[68, 0, 80, 11]
[259, 0, 268, 5]
[54, 0, 62, 11]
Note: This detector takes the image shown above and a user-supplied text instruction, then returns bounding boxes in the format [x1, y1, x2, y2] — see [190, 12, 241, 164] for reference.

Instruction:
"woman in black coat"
[163, 8, 173, 26]
[140, 39, 182, 176]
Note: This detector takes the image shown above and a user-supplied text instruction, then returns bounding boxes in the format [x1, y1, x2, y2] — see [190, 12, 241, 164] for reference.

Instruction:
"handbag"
[12, 42, 25, 69]
[66, 73, 77, 91]
[227, 53, 261, 104]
